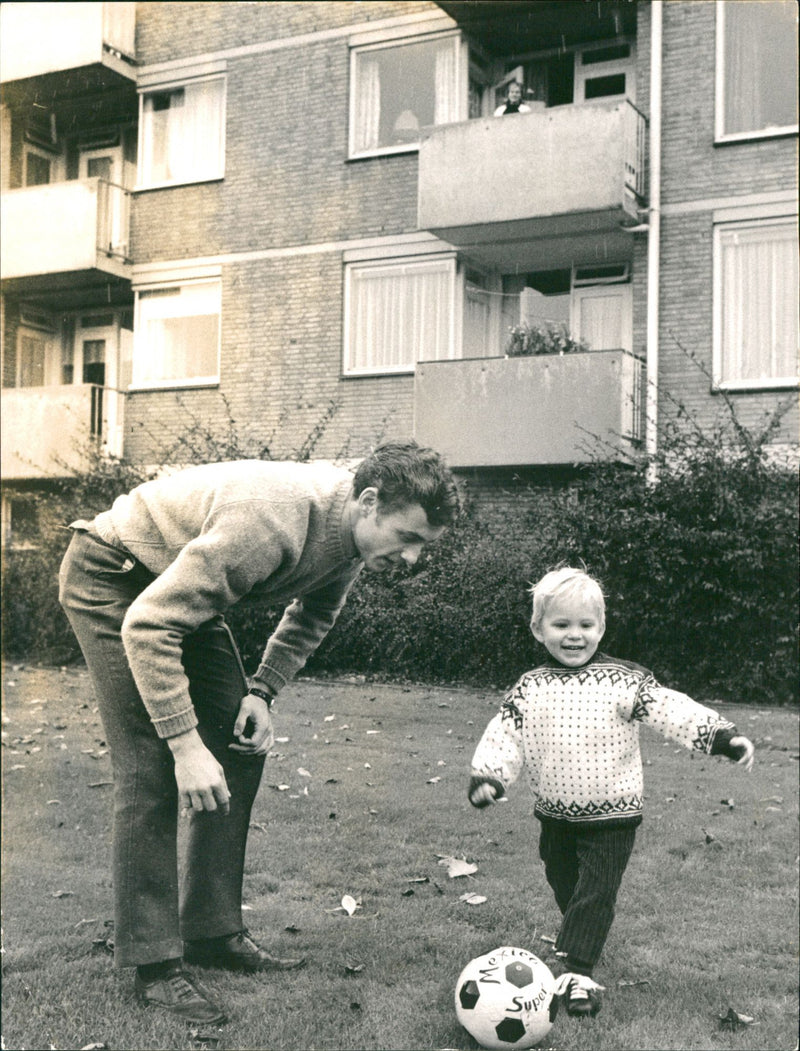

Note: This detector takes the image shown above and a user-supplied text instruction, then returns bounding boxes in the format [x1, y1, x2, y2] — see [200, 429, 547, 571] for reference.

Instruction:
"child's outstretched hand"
[470, 782, 499, 808]
[729, 735, 755, 772]
[468, 776, 506, 808]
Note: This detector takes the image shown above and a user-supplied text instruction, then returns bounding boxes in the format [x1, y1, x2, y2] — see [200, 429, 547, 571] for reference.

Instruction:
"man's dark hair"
[353, 440, 461, 527]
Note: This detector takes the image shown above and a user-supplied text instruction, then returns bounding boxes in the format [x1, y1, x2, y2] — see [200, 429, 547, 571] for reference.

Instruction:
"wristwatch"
[247, 684, 275, 709]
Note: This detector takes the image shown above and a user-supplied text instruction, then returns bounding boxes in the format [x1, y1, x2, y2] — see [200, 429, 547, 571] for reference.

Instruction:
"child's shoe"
[553, 972, 604, 1017]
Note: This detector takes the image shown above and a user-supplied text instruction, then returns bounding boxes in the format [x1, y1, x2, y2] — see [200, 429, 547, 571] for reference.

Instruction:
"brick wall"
[127, 0, 441, 461]
[655, 1, 798, 446]
[124, 249, 415, 464]
[123, 0, 800, 467]
[135, 2, 436, 64]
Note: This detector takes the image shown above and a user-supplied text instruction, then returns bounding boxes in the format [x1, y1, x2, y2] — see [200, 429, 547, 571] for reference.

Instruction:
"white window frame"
[574, 40, 636, 105]
[712, 212, 799, 391]
[714, 0, 799, 143]
[343, 253, 457, 376]
[348, 31, 464, 160]
[131, 273, 222, 390]
[571, 283, 633, 353]
[137, 72, 226, 190]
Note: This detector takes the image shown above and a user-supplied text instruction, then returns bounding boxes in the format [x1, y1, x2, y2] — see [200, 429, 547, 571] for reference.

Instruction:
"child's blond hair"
[529, 566, 606, 634]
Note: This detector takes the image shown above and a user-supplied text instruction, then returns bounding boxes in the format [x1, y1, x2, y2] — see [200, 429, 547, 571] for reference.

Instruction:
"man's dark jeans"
[59, 527, 265, 968]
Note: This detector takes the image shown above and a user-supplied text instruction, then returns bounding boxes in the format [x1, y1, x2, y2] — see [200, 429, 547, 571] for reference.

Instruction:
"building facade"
[1, 0, 797, 544]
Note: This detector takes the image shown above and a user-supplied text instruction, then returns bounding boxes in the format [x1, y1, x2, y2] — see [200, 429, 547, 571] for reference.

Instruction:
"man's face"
[352, 490, 446, 572]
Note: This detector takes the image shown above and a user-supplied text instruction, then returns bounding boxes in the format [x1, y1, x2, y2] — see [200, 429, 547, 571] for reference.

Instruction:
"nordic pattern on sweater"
[470, 653, 736, 826]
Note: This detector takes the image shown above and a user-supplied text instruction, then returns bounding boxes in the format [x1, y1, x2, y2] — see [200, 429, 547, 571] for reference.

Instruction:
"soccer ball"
[455, 946, 558, 1050]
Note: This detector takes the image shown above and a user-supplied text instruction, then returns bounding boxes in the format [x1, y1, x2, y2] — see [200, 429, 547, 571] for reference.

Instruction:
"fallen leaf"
[402, 888, 415, 897]
[341, 894, 360, 916]
[285, 924, 301, 934]
[297, 767, 312, 778]
[437, 855, 478, 878]
[427, 777, 441, 784]
[345, 963, 365, 975]
[407, 876, 429, 884]
[365, 730, 380, 735]
[459, 892, 487, 905]
[188, 1030, 223, 1048]
[88, 781, 112, 788]
[80, 1044, 109, 1050]
[540, 935, 556, 944]
[324, 714, 335, 722]
[719, 1007, 756, 1030]
[618, 978, 651, 987]
[52, 890, 73, 898]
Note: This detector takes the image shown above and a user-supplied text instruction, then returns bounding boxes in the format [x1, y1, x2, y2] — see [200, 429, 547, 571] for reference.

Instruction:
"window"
[574, 41, 635, 105]
[3, 496, 39, 550]
[350, 34, 460, 157]
[15, 324, 57, 387]
[518, 266, 632, 352]
[24, 149, 51, 186]
[133, 279, 221, 388]
[139, 76, 225, 186]
[716, 1, 798, 140]
[713, 218, 798, 389]
[572, 285, 632, 352]
[344, 257, 455, 373]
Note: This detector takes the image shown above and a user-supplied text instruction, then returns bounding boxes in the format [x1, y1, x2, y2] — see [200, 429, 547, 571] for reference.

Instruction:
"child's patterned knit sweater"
[470, 653, 739, 827]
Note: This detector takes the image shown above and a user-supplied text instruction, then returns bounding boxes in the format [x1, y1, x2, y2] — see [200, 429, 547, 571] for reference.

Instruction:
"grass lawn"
[2, 663, 798, 1051]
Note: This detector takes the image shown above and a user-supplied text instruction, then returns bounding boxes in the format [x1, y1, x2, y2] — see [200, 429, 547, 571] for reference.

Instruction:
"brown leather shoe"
[134, 966, 227, 1024]
[184, 930, 306, 973]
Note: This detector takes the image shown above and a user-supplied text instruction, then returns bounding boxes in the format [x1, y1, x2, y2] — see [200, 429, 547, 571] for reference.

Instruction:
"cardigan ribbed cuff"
[151, 706, 199, 740]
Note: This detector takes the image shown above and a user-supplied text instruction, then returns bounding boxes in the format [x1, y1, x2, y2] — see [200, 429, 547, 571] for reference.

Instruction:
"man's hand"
[229, 692, 274, 756]
[168, 729, 231, 815]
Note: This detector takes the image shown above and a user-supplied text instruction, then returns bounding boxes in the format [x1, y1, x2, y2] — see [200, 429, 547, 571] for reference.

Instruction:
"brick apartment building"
[1, 0, 797, 545]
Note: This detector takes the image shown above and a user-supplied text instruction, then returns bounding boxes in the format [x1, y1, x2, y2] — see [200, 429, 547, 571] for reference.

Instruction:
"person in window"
[494, 81, 532, 116]
[58, 441, 460, 1026]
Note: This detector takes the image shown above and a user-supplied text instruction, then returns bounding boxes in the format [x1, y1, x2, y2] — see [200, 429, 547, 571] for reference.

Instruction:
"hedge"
[3, 401, 797, 705]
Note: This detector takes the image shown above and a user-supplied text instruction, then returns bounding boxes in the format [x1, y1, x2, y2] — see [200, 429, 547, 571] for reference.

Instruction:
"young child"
[468, 567, 754, 1018]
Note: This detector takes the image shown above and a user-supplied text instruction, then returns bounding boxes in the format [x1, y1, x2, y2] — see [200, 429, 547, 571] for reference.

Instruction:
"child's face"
[532, 593, 605, 667]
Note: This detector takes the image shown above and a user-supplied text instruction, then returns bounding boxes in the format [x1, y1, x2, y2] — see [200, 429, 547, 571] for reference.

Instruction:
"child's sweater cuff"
[709, 725, 741, 759]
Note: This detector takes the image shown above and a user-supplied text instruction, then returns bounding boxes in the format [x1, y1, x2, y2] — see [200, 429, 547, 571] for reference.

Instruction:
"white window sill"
[342, 367, 415, 378]
[715, 126, 798, 146]
[133, 175, 224, 193]
[713, 378, 799, 392]
[128, 379, 220, 392]
[348, 144, 419, 162]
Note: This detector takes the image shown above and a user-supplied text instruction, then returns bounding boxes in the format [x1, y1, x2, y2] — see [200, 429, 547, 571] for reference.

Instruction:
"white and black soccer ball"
[455, 946, 559, 1050]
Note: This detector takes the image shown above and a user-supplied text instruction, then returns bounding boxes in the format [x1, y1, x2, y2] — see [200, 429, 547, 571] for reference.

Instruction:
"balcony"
[0, 179, 131, 310]
[0, 2, 135, 84]
[1, 385, 125, 481]
[413, 350, 644, 467]
[418, 101, 647, 271]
